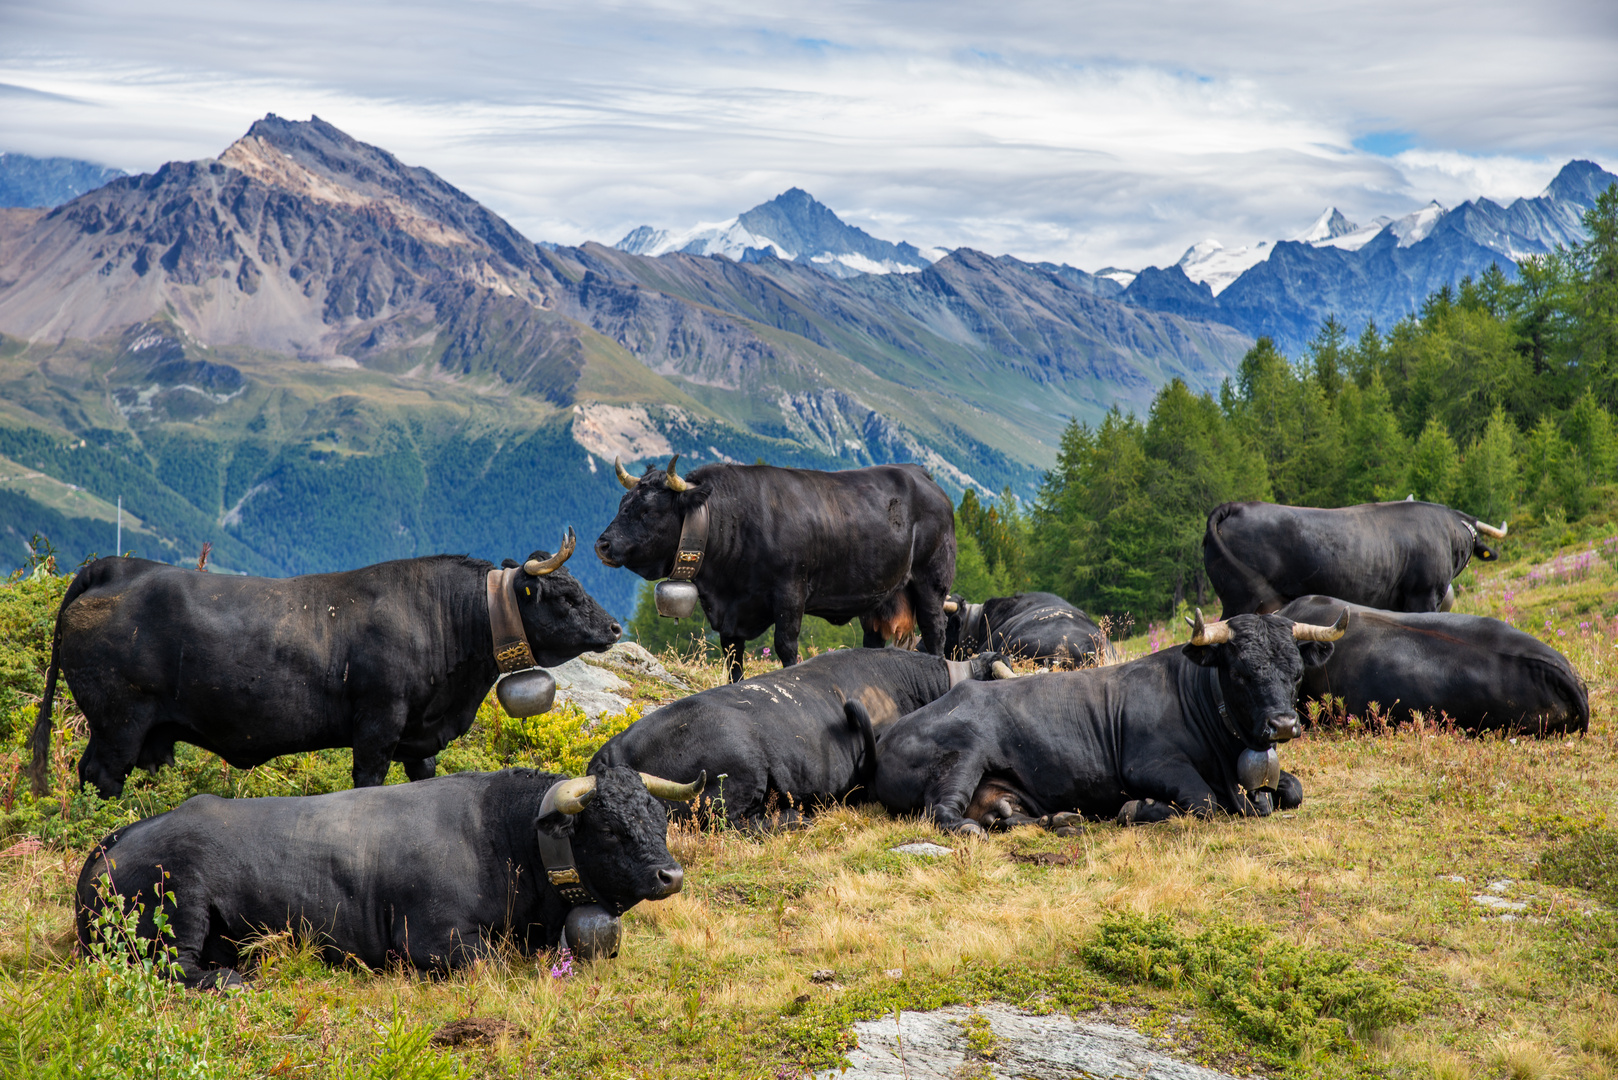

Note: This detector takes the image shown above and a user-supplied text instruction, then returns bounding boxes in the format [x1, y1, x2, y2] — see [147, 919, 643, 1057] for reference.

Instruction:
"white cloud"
[0, 0, 1612, 271]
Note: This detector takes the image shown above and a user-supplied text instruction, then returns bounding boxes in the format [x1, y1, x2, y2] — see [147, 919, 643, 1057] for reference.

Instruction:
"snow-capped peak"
[1177, 237, 1272, 296]
[1292, 208, 1358, 243]
[1390, 201, 1446, 248]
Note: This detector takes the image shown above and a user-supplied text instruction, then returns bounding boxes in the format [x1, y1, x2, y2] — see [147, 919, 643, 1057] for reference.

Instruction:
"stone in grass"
[811, 969, 837, 983]
[1472, 894, 1528, 912]
[815, 1003, 1239, 1079]
[431, 1017, 528, 1047]
[550, 657, 632, 718]
[891, 842, 954, 857]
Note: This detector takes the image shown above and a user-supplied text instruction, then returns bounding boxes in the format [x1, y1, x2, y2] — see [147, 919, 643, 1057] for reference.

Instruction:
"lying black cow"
[871, 609, 1347, 832]
[77, 766, 703, 986]
[595, 458, 955, 681]
[944, 592, 1112, 667]
[1204, 499, 1506, 615]
[590, 649, 1011, 829]
[33, 534, 619, 797]
[1278, 594, 1588, 735]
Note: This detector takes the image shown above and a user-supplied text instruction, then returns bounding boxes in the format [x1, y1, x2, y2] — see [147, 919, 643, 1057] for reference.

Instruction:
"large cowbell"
[496, 668, 557, 718]
[1236, 746, 1282, 816]
[655, 579, 699, 619]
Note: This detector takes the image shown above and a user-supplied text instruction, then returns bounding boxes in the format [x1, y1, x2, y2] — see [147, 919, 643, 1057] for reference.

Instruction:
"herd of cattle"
[32, 459, 1587, 985]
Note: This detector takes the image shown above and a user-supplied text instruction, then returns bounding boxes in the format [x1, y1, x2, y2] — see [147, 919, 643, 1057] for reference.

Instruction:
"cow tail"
[1204, 503, 1282, 613]
[30, 568, 92, 795]
[844, 700, 878, 794]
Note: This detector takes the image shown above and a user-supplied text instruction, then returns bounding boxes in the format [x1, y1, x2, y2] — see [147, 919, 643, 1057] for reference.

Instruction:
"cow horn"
[639, 770, 707, 802]
[664, 455, 690, 493]
[943, 600, 959, 614]
[615, 457, 637, 490]
[1292, 608, 1349, 642]
[991, 660, 1016, 679]
[1476, 519, 1507, 539]
[524, 527, 577, 576]
[550, 775, 598, 815]
[1185, 608, 1232, 646]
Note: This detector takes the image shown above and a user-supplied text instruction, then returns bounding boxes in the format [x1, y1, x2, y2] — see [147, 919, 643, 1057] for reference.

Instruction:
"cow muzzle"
[651, 865, 684, 899]
[1263, 714, 1302, 742]
[594, 536, 623, 567]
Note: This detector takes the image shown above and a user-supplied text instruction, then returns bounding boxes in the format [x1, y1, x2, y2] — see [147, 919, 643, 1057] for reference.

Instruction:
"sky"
[1, 0, 1614, 271]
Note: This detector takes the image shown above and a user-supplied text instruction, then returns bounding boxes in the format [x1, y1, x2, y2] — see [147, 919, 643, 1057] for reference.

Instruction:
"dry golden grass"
[6, 539, 1618, 1077]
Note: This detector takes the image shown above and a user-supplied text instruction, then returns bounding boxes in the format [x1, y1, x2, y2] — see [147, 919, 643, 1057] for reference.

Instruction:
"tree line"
[965, 186, 1618, 624]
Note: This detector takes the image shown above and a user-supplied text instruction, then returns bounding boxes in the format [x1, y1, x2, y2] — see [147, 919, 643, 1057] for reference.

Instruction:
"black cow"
[596, 457, 956, 681]
[1278, 594, 1588, 735]
[32, 536, 619, 797]
[944, 592, 1113, 667]
[871, 609, 1347, 832]
[76, 766, 703, 987]
[590, 648, 1011, 829]
[1204, 499, 1506, 615]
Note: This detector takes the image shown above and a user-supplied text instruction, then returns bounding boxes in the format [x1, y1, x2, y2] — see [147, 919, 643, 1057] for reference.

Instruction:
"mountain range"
[1120, 159, 1616, 354]
[0, 116, 1248, 616]
[0, 151, 126, 209]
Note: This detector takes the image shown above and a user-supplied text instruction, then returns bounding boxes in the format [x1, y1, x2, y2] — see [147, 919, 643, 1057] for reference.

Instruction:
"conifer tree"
[1409, 418, 1460, 505]
[1340, 373, 1410, 501]
[1458, 408, 1519, 524]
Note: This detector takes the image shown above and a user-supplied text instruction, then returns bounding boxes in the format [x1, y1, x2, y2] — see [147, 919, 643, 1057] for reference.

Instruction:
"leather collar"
[536, 779, 602, 909]
[486, 567, 537, 674]
[668, 503, 710, 581]
[1207, 666, 1246, 745]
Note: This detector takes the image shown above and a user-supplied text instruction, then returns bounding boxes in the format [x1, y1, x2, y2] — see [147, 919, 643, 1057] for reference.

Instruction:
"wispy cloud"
[0, 0, 1612, 270]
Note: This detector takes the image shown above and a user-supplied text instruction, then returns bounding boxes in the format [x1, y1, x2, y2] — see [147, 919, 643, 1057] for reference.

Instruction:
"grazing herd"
[30, 457, 1589, 984]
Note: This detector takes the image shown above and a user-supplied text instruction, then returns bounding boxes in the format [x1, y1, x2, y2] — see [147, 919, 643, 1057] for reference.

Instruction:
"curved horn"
[1185, 608, 1233, 646]
[1476, 519, 1507, 539]
[943, 600, 959, 614]
[524, 527, 577, 576]
[550, 775, 598, 815]
[639, 770, 707, 802]
[614, 457, 637, 490]
[1292, 608, 1349, 642]
[991, 660, 1017, 680]
[664, 455, 690, 493]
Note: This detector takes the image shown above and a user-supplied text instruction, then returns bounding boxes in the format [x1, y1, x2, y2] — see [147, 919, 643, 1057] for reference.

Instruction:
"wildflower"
[761, 647, 771, 658]
[550, 947, 574, 978]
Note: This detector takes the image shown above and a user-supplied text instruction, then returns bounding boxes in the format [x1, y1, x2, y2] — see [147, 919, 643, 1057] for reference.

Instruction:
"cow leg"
[352, 702, 409, 787]
[1116, 758, 1220, 824]
[923, 754, 992, 837]
[720, 636, 746, 683]
[402, 756, 437, 782]
[772, 605, 803, 668]
[860, 617, 886, 649]
[78, 703, 156, 798]
[913, 589, 948, 657]
[1276, 770, 1303, 810]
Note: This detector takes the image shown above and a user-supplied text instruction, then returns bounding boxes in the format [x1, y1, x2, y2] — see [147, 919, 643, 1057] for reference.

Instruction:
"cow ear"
[1296, 641, 1335, 668]
[1181, 643, 1220, 667]
[501, 558, 519, 569]
[1476, 544, 1497, 562]
[675, 484, 711, 511]
[535, 807, 579, 839]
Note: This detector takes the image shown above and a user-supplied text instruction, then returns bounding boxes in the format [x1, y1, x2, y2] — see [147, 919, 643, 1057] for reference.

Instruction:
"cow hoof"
[1052, 826, 1083, 838]
[1252, 791, 1274, 816]
[955, 820, 987, 838]
[1047, 812, 1084, 830]
[197, 968, 247, 993]
[1116, 801, 1142, 825]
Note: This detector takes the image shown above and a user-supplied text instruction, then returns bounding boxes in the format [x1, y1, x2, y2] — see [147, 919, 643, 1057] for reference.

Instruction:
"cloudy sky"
[2, 0, 1614, 270]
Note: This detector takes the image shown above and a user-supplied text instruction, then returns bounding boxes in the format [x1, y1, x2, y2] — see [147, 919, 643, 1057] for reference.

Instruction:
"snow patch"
[1176, 238, 1272, 296]
[1094, 267, 1136, 288]
[1391, 201, 1447, 247]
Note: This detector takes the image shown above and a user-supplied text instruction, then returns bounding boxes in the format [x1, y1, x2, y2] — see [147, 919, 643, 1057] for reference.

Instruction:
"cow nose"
[1265, 715, 1302, 742]
[609, 621, 623, 640]
[655, 866, 684, 896]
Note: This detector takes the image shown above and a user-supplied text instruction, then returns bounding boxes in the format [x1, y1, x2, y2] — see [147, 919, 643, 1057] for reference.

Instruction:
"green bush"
[1081, 913, 1419, 1058]
[1538, 828, 1618, 908]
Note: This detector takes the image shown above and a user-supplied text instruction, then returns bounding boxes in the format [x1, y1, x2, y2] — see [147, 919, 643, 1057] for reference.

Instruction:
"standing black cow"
[595, 457, 956, 682]
[871, 609, 1347, 832]
[1278, 594, 1588, 735]
[77, 765, 704, 987]
[944, 592, 1113, 667]
[1204, 500, 1506, 615]
[32, 535, 620, 797]
[590, 648, 1011, 829]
